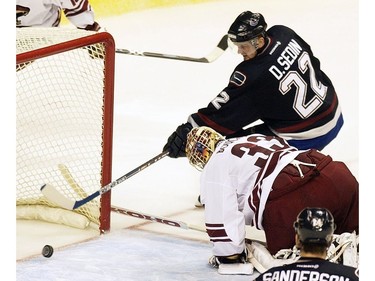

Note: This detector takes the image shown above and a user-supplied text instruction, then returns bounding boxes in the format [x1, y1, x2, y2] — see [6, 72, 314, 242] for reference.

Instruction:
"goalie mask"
[294, 207, 336, 246]
[185, 127, 224, 171]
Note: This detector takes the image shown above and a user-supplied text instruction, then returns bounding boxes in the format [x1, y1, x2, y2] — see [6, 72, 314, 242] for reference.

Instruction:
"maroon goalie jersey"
[188, 25, 343, 150]
[200, 135, 358, 256]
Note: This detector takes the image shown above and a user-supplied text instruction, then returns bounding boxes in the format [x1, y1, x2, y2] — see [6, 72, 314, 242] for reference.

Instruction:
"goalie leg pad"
[327, 231, 359, 268]
[218, 263, 254, 275]
[246, 241, 299, 273]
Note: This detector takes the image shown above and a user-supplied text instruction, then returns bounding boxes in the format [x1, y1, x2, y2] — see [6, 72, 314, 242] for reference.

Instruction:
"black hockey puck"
[42, 245, 54, 258]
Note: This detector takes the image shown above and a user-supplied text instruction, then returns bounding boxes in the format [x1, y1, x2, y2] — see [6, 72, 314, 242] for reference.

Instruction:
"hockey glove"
[82, 22, 101, 32]
[209, 250, 248, 268]
[163, 122, 193, 158]
[209, 250, 253, 275]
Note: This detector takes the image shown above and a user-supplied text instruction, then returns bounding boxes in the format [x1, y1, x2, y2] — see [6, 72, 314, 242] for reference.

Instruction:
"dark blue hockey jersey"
[189, 25, 343, 150]
[255, 257, 358, 281]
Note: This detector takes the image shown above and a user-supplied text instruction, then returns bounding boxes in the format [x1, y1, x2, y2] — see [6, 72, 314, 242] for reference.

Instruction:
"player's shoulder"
[257, 260, 358, 280]
[292, 260, 358, 280]
[268, 25, 295, 32]
[267, 25, 297, 38]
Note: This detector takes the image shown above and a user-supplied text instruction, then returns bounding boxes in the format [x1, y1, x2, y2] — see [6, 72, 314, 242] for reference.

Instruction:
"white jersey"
[16, 0, 97, 29]
[200, 134, 303, 257]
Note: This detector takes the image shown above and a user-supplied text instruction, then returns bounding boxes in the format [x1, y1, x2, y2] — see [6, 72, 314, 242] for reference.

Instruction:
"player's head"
[185, 126, 224, 171]
[294, 207, 336, 247]
[227, 11, 268, 60]
[228, 11, 267, 42]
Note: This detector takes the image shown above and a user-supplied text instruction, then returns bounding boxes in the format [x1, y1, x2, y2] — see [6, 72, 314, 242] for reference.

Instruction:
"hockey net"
[16, 28, 115, 232]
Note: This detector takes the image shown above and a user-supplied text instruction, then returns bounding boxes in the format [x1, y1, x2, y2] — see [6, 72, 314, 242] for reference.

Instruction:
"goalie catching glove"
[163, 122, 193, 158]
[209, 249, 254, 275]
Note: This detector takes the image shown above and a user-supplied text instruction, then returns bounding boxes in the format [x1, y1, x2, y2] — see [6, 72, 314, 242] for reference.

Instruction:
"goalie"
[185, 126, 358, 275]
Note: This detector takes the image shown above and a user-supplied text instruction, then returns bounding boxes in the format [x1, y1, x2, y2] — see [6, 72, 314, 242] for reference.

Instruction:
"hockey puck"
[42, 245, 54, 258]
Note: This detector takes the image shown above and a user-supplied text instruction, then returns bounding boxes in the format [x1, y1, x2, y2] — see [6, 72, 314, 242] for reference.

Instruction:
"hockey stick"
[111, 205, 206, 232]
[58, 163, 89, 198]
[41, 151, 169, 210]
[57, 163, 206, 232]
[115, 34, 228, 63]
[57, 163, 268, 247]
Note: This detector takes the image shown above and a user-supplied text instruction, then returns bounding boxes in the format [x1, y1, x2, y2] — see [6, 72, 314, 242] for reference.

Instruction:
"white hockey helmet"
[185, 126, 224, 171]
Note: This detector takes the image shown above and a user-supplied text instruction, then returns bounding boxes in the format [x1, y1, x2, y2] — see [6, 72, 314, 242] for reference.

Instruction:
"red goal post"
[16, 28, 115, 233]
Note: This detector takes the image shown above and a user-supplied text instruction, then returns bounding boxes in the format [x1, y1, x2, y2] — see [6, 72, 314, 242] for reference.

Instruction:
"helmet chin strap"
[252, 36, 270, 55]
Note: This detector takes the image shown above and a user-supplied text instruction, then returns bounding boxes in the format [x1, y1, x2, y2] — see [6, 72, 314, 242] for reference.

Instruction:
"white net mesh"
[16, 28, 114, 230]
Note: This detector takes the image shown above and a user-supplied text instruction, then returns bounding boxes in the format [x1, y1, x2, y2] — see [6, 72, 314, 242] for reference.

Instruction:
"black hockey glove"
[163, 122, 193, 158]
[82, 22, 101, 32]
[209, 250, 248, 268]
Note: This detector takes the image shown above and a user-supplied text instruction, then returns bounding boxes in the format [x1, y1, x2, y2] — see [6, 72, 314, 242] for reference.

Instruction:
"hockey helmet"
[294, 207, 336, 245]
[185, 126, 224, 171]
[228, 11, 267, 42]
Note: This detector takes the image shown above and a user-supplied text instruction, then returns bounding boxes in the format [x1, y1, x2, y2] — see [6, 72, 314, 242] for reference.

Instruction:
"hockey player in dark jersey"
[164, 11, 343, 158]
[255, 207, 358, 281]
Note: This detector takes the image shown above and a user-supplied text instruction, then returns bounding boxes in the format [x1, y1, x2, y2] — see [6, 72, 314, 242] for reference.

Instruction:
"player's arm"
[203, 177, 253, 275]
[61, 0, 101, 31]
[192, 66, 261, 136]
[163, 64, 259, 158]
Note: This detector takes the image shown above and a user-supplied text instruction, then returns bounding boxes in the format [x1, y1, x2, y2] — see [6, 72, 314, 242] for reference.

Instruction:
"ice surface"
[14, 0, 365, 280]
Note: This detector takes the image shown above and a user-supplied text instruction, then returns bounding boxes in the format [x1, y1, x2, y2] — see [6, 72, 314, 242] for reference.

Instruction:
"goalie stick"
[57, 164, 206, 232]
[111, 205, 206, 232]
[55, 163, 269, 249]
[57, 163, 206, 232]
[41, 151, 169, 210]
[115, 35, 228, 63]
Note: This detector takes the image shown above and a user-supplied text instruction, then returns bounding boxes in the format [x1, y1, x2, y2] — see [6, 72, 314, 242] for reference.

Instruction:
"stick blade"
[40, 184, 75, 210]
[217, 34, 229, 51]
